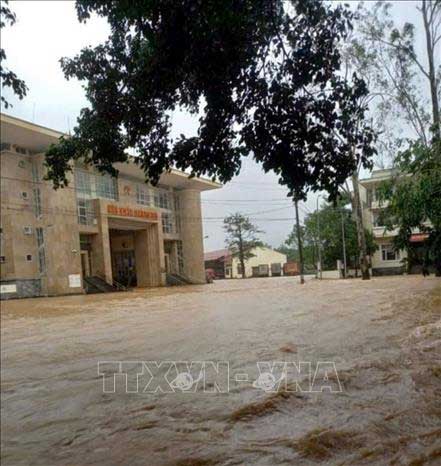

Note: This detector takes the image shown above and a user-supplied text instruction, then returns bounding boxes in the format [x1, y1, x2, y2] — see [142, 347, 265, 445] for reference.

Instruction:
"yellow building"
[0, 114, 221, 299]
[204, 246, 287, 279]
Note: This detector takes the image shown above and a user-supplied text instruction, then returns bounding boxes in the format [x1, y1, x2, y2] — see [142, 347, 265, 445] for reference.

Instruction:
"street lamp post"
[294, 200, 305, 285]
[316, 195, 322, 280]
[341, 210, 347, 278]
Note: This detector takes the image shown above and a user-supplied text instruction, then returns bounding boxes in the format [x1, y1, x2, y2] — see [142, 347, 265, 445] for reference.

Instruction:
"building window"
[33, 188, 42, 218]
[237, 264, 243, 275]
[372, 212, 384, 227]
[96, 174, 118, 200]
[21, 191, 29, 200]
[15, 146, 27, 155]
[0, 256, 5, 263]
[36, 228, 46, 274]
[154, 189, 170, 209]
[26, 254, 33, 261]
[259, 264, 269, 275]
[136, 185, 151, 206]
[162, 212, 174, 234]
[381, 244, 400, 261]
[174, 194, 181, 233]
[373, 211, 395, 228]
[0, 142, 12, 151]
[77, 198, 95, 225]
[366, 187, 376, 207]
[75, 170, 92, 197]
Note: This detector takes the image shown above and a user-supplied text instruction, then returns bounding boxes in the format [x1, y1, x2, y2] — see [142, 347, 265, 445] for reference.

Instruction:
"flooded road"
[1, 276, 440, 465]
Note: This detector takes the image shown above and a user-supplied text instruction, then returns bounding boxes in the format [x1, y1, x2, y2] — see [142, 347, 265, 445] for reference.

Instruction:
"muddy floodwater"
[1, 276, 440, 465]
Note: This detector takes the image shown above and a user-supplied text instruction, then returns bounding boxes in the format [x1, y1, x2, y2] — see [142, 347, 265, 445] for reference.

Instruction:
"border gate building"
[0, 114, 220, 299]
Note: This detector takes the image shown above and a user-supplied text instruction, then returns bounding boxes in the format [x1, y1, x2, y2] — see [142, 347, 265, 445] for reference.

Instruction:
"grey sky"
[1, 0, 426, 251]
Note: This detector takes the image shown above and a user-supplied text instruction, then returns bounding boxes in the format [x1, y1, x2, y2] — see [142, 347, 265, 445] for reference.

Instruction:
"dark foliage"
[0, 0, 27, 108]
[45, 0, 375, 199]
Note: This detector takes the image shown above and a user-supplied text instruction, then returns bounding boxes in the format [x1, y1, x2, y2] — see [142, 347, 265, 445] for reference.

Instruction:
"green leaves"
[281, 202, 377, 270]
[0, 0, 27, 108]
[45, 0, 375, 200]
[224, 213, 263, 261]
[378, 140, 441, 273]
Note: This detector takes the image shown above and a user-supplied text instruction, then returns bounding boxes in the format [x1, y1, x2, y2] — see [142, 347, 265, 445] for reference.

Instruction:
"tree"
[45, 0, 375, 206]
[339, 0, 440, 279]
[277, 224, 317, 271]
[352, 1, 440, 275]
[354, 1, 440, 144]
[279, 200, 377, 275]
[224, 214, 263, 279]
[0, 0, 27, 108]
[378, 140, 441, 276]
[302, 202, 377, 273]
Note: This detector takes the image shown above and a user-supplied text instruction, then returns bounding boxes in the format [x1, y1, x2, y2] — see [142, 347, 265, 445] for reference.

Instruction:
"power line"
[1, 201, 299, 222]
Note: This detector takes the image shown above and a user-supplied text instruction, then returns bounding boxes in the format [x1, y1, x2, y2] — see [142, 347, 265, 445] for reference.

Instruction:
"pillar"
[178, 189, 206, 284]
[134, 223, 165, 287]
[91, 201, 113, 284]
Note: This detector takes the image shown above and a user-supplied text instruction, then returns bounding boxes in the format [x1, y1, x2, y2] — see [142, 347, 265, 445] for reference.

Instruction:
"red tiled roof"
[204, 249, 231, 261]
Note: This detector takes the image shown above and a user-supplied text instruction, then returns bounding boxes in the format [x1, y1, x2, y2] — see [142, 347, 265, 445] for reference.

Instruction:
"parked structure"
[359, 169, 428, 275]
[283, 261, 299, 276]
[204, 246, 287, 279]
[0, 114, 221, 299]
[203, 249, 230, 279]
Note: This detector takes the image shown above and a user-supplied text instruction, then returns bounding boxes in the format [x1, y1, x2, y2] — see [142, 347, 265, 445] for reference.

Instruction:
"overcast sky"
[1, 1, 425, 251]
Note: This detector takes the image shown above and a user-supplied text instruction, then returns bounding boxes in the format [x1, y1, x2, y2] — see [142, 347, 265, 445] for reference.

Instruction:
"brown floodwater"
[1, 276, 440, 465]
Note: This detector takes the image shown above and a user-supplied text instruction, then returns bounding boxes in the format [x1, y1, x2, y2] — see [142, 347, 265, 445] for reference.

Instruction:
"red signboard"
[107, 204, 158, 221]
[409, 233, 429, 243]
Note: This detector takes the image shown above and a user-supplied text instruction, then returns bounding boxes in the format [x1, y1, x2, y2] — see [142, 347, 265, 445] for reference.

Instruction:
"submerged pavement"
[1, 276, 440, 465]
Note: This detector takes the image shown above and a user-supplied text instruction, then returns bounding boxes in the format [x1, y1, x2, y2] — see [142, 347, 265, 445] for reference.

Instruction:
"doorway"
[164, 253, 170, 273]
[80, 250, 91, 277]
[112, 250, 137, 287]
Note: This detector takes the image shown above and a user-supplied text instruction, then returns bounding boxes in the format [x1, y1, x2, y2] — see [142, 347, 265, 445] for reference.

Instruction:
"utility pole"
[316, 195, 322, 279]
[341, 210, 347, 278]
[294, 200, 305, 285]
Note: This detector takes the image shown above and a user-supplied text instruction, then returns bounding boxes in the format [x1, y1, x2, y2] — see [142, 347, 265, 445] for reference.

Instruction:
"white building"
[359, 169, 428, 275]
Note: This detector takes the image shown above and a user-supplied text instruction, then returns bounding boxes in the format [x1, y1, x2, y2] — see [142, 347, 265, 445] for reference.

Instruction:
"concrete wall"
[370, 238, 406, 272]
[1, 150, 82, 298]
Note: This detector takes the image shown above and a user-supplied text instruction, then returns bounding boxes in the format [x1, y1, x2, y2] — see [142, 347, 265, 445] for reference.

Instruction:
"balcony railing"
[372, 226, 399, 238]
[369, 199, 390, 209]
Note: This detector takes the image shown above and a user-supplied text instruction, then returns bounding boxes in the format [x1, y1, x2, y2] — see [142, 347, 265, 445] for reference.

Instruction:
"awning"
[409, 233, 429, 243]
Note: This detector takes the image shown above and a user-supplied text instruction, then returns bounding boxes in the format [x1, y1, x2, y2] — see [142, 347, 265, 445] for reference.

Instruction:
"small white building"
[226, 246, 287, 279]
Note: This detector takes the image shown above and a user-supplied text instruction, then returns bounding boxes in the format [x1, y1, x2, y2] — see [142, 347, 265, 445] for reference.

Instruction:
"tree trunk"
[422, 0, 440, 140]
[351, 171, 370, 280]
[240, 255, 246, 279]
[294, 200, 305, 284]
[238, 225, 246, 279]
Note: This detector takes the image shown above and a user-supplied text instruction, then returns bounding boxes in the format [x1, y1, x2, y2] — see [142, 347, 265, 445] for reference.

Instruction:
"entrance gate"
[112, 250, 137, 287]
